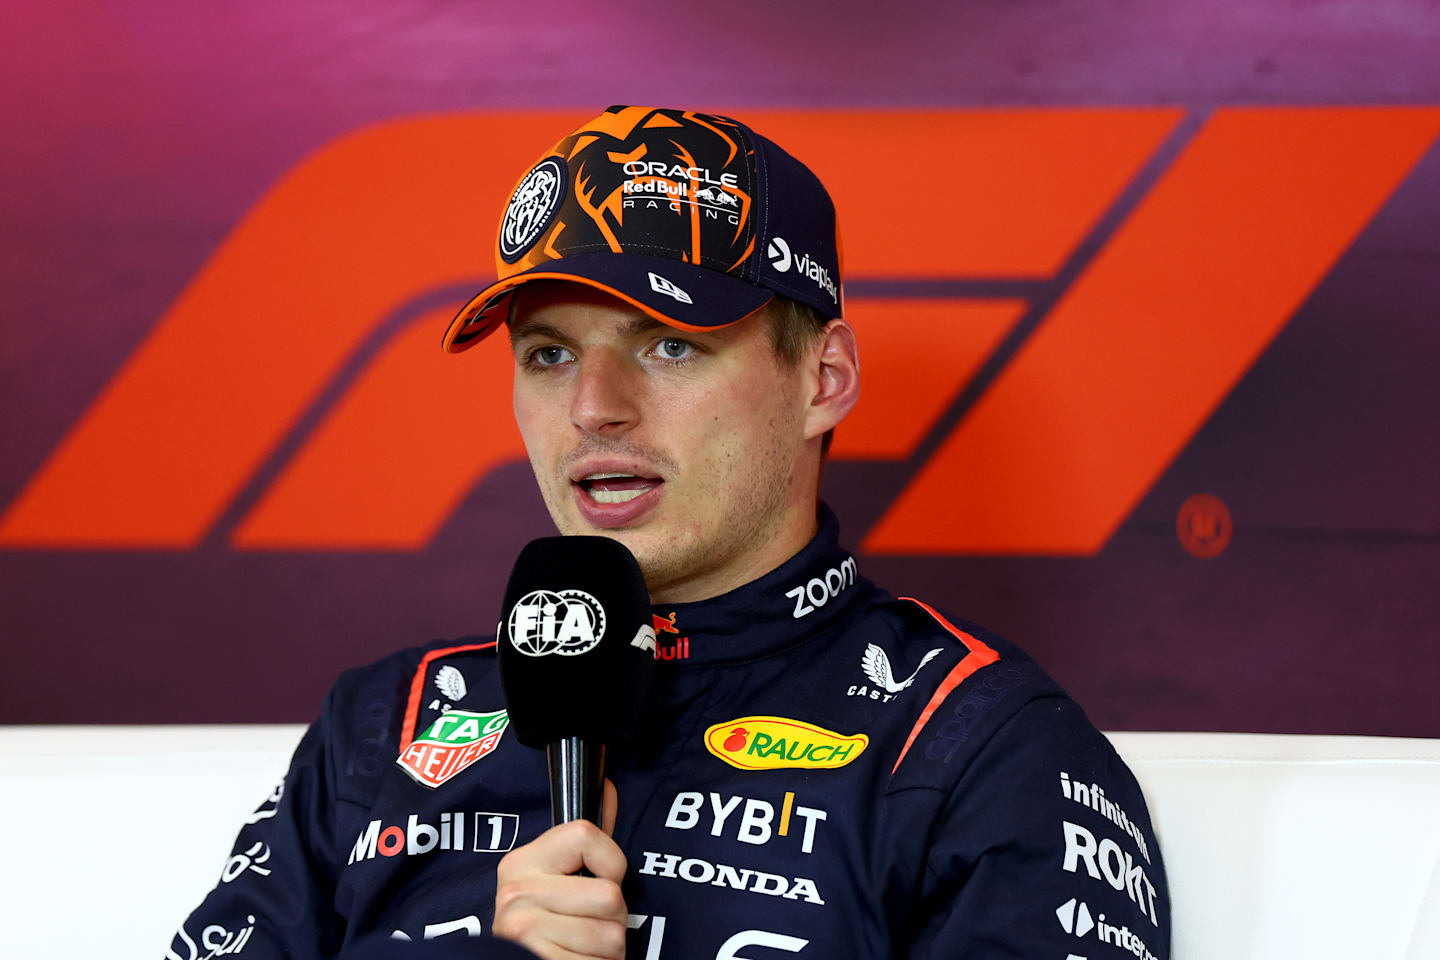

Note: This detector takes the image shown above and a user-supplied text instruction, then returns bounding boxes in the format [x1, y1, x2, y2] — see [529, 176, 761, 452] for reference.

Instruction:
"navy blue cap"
[443, 105, 843, 353]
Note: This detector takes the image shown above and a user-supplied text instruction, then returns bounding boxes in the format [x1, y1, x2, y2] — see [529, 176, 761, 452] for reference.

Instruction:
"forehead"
[507, 280, 753, 346]
[508, 281, 657, 338]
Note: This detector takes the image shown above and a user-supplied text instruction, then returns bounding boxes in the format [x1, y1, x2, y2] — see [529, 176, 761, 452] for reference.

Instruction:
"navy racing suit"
[169, 507, 1170, 959]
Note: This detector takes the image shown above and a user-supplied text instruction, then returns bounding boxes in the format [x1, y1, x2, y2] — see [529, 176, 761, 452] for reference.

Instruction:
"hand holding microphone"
[491, 537, 656, 960]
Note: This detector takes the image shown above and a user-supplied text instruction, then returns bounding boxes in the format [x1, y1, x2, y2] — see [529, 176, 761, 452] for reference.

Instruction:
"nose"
[570, 347, 641, 436]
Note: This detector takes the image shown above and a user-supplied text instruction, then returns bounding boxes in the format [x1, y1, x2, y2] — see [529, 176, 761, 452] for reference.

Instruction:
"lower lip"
[572, 481, 665, 529]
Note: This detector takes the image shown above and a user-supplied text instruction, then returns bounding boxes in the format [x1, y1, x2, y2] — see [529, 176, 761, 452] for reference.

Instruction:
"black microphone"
[496, 536, 657, 827]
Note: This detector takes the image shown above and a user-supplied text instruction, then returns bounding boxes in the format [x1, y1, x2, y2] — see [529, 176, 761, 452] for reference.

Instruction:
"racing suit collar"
[647, 503, 868, 666]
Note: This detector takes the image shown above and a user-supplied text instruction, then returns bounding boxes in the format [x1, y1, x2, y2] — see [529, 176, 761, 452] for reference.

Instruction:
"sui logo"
[506, 589, 606, 657]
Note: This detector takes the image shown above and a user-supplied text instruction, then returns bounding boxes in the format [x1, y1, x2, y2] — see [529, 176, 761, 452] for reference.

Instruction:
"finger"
[497, 820, 628, 885]
[495, 873, 627, 923]
[524, 914, 628, 960]
[601, 779, 618, 837]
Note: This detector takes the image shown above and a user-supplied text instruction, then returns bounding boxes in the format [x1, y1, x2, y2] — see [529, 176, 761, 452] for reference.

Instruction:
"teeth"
[590, 487, 649, 504]
[583, 472, 637, 481]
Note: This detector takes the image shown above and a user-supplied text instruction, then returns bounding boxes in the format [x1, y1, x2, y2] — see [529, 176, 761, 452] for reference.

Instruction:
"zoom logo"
[785, 556, 857, 618]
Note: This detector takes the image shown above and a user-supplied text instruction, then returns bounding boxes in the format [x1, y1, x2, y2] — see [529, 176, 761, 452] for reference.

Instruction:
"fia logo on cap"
[506, 589, 606, 657]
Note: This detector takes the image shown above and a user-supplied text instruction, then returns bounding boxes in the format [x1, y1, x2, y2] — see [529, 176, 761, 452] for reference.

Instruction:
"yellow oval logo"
[703, 716, 869, 771]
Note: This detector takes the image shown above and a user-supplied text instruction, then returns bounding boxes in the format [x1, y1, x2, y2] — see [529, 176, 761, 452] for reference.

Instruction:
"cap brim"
[442, 253, 774, 353]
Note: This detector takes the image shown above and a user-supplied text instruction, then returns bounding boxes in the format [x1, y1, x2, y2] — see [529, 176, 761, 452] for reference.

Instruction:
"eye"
[652, 338, 695, 362]
[528, 345, 575, 367]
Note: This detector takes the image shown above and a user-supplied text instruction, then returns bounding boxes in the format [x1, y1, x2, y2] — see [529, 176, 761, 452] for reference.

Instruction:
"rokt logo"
[1062, 820, 1161, 927]
[507, 589, 605, 657]
[703, 716, 868, 771]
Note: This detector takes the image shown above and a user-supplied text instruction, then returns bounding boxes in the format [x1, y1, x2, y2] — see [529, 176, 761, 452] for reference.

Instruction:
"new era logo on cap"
[648, 272, 693, 304]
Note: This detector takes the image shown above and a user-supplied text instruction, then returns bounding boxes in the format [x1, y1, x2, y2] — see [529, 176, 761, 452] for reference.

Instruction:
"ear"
[803, 319, 860, 441]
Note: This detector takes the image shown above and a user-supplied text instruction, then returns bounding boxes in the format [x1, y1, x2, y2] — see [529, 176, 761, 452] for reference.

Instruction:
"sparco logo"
[499, 157, 565, 263]
[785, 556, 857, 618]
[507, 589, 606, 656]
[766, 235, 837, 302]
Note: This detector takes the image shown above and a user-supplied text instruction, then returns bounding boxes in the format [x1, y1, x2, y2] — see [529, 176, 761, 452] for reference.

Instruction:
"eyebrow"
[507, 313, 675, 345]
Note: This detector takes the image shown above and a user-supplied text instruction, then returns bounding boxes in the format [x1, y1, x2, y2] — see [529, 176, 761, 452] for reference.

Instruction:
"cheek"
[512, 386, 564, 475]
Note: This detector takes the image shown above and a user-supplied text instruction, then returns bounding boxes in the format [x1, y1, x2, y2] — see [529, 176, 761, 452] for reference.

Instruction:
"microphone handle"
[547, 736, 605, 827]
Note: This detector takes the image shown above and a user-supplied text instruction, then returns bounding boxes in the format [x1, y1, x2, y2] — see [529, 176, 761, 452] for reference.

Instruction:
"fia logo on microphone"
[506, 589, 607, 656]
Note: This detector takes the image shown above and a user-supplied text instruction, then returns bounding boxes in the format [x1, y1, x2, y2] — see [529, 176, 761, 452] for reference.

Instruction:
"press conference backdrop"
[2, 1, 1437, 735]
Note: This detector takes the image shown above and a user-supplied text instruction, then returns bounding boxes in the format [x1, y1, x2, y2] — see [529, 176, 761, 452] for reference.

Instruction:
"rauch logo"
[703, 716, 868, 771]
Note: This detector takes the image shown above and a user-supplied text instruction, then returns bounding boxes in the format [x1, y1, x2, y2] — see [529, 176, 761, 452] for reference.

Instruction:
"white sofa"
[1, 726, 1437, 959]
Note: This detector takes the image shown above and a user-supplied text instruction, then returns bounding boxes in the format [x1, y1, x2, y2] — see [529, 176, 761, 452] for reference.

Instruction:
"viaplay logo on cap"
[506, 589, 606, 657]
[704, 716, 868, 771]
[499, 157, 566, 263]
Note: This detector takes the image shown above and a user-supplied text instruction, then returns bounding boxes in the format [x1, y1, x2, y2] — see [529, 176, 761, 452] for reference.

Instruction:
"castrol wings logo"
[397, 708, 510, 788]
[704, 716, 868, 771]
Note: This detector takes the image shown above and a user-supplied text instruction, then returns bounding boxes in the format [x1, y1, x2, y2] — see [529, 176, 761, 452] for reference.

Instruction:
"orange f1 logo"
[2, 108, 1437, 553]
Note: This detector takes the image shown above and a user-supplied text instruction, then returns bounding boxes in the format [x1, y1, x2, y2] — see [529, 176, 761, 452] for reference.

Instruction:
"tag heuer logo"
[397, 709, 510, 789]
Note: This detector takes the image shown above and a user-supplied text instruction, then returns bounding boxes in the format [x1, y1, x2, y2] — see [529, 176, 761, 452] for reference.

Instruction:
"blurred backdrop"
[2, 0, 1437, 734]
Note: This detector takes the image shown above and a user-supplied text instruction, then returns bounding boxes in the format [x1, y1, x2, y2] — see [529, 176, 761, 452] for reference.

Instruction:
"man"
[170, 106, 1170, 960]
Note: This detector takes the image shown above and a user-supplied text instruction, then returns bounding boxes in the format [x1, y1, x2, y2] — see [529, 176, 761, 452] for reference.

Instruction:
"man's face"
[508, 282, 821, 603]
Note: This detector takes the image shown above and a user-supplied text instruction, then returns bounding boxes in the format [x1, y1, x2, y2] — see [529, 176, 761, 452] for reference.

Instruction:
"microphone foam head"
[497, 536, 657, 748]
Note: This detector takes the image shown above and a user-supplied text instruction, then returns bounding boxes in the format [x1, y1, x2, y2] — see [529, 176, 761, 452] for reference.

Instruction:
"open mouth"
[576, 472, 664, 504]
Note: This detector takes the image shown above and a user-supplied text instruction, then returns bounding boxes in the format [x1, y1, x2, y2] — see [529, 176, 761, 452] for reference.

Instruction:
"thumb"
[601, 778, 618, 837]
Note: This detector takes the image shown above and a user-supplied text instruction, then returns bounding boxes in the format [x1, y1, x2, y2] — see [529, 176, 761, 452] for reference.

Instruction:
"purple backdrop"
[2, 0, 1438, 734]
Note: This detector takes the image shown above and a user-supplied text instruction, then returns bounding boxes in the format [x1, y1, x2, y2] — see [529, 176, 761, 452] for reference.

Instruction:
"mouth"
[568, 463, 668, 529]
[574, 471, 664, 504]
